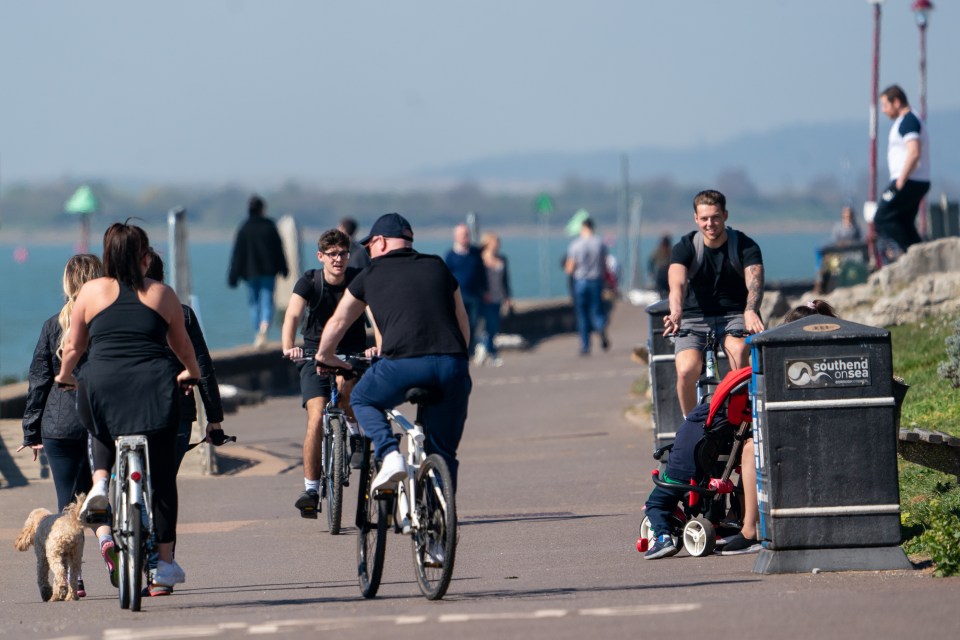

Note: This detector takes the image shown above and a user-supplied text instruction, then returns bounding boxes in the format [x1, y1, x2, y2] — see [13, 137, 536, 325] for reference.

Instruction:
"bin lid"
[747, 314, 889, 345]
[645, 299, 670, 314]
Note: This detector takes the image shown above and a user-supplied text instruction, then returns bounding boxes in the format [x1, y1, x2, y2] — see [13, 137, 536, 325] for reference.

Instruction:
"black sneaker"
[295, 489, 320, 519]
[349, 436, 364, 469]
[718, 533, 761, 555]
[600, 332, 610, 351]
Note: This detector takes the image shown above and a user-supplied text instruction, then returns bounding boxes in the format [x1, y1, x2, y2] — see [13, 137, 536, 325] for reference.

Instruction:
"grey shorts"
[674, 313, 747, 354]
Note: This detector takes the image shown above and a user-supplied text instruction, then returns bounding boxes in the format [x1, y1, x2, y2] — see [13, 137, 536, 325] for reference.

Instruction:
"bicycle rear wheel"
[411, 454, 457, 600]
[325, 416, 345, 535]
[357, 461, 388, 598]
[117, 497, 131, 610]
[127, 503, 143, 612]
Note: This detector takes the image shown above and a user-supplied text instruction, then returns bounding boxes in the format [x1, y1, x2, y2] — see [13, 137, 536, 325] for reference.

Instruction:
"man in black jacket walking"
[228, 194, 289, 347]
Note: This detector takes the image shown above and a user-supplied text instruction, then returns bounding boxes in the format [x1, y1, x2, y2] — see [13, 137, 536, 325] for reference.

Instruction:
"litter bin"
[748, 314, 911, 573]
[645, 301, 730, 455]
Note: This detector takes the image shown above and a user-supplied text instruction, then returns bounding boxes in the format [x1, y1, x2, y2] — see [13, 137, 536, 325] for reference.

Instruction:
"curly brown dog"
[14, 495, 86, 602]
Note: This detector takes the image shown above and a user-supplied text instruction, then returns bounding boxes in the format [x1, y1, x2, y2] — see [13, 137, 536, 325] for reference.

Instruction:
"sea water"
[0, 231, 826, 380]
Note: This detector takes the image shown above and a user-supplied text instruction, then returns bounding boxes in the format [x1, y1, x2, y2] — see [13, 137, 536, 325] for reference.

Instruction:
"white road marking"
[98, 603, 694, 638]
[579, 603, 701, 616]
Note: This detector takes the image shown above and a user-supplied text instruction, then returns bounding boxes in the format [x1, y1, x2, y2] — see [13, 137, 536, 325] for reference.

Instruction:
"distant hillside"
[418, 108, 960, 194]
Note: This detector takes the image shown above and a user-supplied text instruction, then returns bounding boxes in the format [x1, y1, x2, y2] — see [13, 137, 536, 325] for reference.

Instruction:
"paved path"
[1, 302, 958, 639]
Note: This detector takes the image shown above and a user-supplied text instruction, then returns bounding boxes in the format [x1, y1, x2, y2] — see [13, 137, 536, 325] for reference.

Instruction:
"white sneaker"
[489, 356, 504, 368]
[371, 451, 407, 492]
[154, 560, 186, 586]
[80, 480, 109, 524]
[473, 344, 487, 366]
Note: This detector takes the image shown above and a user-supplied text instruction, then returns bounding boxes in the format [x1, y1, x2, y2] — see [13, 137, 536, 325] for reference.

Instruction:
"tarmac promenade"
[1, 302, 959, 639]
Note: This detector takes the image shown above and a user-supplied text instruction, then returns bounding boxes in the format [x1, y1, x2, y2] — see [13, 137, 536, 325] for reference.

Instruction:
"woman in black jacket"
[19, 254, 103, 511]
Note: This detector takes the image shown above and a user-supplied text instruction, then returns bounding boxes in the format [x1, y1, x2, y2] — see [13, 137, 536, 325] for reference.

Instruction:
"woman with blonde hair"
[478, 232, 513, 367]
[56, 222, 201, 591]
[19, 253, 103, 596]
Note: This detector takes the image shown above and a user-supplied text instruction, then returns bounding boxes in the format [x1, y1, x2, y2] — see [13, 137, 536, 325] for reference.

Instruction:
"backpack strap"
[688, 228, 742, 280]
[304, 268, 325, 316]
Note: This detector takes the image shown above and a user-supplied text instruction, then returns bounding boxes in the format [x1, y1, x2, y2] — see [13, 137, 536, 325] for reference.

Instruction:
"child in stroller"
[639, 365, 754, 559]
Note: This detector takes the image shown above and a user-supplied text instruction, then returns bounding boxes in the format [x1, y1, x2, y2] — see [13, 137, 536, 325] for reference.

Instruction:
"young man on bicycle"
[315, 213, 472, 495]
[282, 229, 368, 518]
[660, 189, 765, 555]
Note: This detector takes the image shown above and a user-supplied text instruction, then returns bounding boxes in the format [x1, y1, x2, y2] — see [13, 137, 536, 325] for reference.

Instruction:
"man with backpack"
[662, 190, 765, 418]
[281, 229, 368, 518]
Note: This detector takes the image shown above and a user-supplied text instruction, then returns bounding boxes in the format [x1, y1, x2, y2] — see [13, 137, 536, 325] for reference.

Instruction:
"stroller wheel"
[639, 515, 681, 553]
[682, 516, 716, 557]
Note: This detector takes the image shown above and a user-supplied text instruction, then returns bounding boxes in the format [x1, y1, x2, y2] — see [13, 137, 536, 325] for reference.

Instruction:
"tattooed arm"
[743, 264, 765, 334]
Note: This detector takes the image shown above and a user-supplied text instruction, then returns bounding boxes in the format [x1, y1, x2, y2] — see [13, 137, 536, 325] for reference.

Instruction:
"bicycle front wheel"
[411, 454, 457, 600]
[357, 462, 388, 598]
[325, 416, 345, 535]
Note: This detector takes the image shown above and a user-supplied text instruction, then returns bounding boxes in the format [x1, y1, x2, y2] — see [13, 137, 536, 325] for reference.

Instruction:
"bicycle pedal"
[299, 507, 319, 520]
[342, 477, 349, 487]
[83, 510, 110, 526]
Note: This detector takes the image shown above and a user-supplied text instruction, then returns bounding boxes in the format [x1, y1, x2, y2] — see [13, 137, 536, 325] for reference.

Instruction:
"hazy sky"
[2, 1, 957, 187]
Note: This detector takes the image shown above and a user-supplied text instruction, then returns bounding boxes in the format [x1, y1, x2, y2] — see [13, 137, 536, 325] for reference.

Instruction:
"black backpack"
[688, 228, 743, 279]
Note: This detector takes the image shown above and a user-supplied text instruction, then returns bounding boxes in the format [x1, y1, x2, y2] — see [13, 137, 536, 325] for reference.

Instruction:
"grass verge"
[891, 314, 960, 575]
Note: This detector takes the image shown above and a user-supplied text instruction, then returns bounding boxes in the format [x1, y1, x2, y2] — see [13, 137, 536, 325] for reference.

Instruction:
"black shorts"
[298, 361, 331, 407]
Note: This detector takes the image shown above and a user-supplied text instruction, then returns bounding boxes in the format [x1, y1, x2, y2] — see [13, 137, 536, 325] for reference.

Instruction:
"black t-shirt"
[293, 266, 367, 353]
[670, 230, 763, 316]
[348, 248, 467, 359]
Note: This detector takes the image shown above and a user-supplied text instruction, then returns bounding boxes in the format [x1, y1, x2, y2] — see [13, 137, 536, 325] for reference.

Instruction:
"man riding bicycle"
[282, 229, 368, 518]
[315, 213, 472, 494]
[661, 189, 765, 555]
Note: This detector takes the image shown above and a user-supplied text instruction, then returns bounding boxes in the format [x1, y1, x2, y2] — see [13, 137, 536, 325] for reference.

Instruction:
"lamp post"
[866, 0, 883, 267]
[912, 0, 933, 238]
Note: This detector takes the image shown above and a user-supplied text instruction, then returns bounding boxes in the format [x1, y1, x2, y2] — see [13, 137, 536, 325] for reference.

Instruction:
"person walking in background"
[477, 232, 513, 367]
[564, 217, 609, 356]
[874, 85, 931, 260]
[56, 222, 202, 593]
[648, 235, 673, 299]
[18, 254, 102, 598]
[444, 223, 487, 360]
[228, 194, 289, 348]
[338, 217, 371, 270]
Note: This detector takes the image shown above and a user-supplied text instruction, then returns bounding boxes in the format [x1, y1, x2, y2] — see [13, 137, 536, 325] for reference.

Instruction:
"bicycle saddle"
[405, 387, 443, 405]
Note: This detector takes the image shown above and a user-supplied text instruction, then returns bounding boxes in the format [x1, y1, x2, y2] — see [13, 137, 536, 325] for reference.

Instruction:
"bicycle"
[288, 351, 364, 534]
[85, 423, 234, 611]
[672, 328, 747, 403]
[354, 381, 458, 601]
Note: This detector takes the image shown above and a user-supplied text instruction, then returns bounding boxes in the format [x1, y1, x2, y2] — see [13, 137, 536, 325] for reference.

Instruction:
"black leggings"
[43, 437, 93, 513]
[89, 427, 179, 544]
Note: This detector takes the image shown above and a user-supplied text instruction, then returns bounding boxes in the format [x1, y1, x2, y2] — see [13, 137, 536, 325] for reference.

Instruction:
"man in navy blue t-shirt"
[875, 84, 931, 257]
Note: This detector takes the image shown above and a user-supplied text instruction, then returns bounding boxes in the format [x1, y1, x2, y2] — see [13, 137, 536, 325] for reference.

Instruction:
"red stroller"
[637, 366, 753, 557]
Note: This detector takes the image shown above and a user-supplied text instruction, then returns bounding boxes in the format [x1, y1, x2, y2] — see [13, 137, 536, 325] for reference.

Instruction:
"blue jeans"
[350, 355, 472, 490]
[43, 437, 93, 513]
[573, 278, 607, 353]
[644, 404, 707, 537]
[481, 302, 503, 356]
[245, 275, 276, 330]
[461, 294, 482, 353]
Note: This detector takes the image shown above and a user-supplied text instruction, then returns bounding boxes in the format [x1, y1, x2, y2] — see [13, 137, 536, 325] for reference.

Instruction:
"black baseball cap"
[358, 213, 414, 246]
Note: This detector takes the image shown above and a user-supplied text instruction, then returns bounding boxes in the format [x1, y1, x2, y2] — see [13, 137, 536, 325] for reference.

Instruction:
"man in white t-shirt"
[874, 84, 931, 256]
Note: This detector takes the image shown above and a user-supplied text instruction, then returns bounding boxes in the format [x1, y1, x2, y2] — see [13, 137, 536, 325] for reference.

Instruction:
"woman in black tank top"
[57, 222, 201, 591]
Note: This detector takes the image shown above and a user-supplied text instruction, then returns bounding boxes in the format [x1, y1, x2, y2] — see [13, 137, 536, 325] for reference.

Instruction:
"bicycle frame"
[385, 408, 427, 535]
